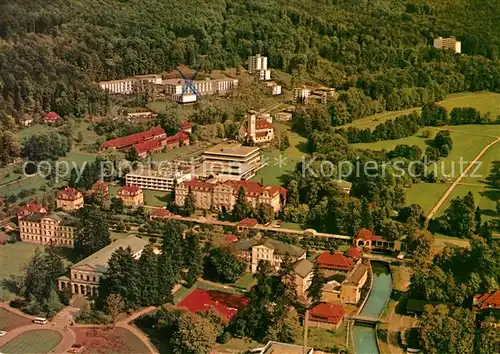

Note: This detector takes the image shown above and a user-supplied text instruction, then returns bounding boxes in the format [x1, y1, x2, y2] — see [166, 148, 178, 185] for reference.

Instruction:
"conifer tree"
[232, 187, 252, 220]
[183, 233, 203, 287]
[184, 190, 196, 216]
[137, 245, 160, 306]
[75, 204, 111, 259]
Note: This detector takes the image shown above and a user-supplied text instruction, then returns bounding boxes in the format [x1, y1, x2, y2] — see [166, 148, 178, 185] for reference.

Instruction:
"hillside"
[1, 0, 500, 119]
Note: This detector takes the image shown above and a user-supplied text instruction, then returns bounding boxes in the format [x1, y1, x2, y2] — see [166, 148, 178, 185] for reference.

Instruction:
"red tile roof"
[132, 138, 163, 155]
[18, 203, 47, 217]
[344, 247, 361, 260]
[309, 302, 345, 325]
[151, 209, 173, 218]
[101, 126, 166, 150]
[179, 120, 192, 131]
[166, 132, 189, 144]
[179, 179, 284, 199]
[92, 180, 109, 193]
[183, 179, 215, 191]
[473, 291, 500, 310]
[117, 185, 142, 195]
[177, 289, 248, 321]
[237, 218, 258, 228]
[315, 251, 354, 271]
[255, 119, 273, 130]
[57, 187, 82, 201]
[356, 228, 383, 242]
[224, 234, 239, 243]
[44, 112, 60, 121]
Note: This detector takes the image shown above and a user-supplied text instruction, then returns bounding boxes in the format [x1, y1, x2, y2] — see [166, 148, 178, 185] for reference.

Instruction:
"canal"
[353, 261, 393, 354]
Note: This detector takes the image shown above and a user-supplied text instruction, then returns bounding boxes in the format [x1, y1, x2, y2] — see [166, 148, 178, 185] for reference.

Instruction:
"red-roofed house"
[344, 247, 362, 261]
[179, 120, 192, 133]
[17, 203, 47, 220]
[100, 126, 166, 150]
[315, 251, 355, 272]
[175, 179, 284, 214]
[56, 187, 84, 212]
[309, 302, 345, 330]
[177, 289, 248, 322]
[236, 218, 258, 232]
[224, 234, 239, 243]
[473, 291, 500, 311]
[354, 228, 403, 252]
[92, 181, 109, 196]
[21, 115, 34, 126]
[149, 208, 174, 221]
[117, 185, 144, 206]
[44, 112, 61, 123]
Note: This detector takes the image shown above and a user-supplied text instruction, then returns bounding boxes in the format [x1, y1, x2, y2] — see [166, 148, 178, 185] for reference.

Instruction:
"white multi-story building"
[99, 74, 162, 94]
[125, 167, 192, 192]
[248, 54, 271, 81]
[434, 36, 461, 54]
[200, 142, 264, 180]
[293, 86, 311, 104]
[162, 77, 238, 103]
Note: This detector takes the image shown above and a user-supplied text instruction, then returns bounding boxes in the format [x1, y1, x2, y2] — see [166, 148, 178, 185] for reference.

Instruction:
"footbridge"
[346, 315, 387, 324]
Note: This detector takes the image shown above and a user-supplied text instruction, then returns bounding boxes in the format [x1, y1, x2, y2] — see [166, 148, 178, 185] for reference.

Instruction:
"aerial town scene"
[0, 1, 499, 354]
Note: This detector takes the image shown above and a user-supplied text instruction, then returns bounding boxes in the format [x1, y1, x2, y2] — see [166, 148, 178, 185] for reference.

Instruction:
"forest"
[1, 0, 500, 121]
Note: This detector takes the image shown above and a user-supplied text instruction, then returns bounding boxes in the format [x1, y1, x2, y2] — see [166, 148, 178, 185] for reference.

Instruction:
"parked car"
[0, 331, 7, 336]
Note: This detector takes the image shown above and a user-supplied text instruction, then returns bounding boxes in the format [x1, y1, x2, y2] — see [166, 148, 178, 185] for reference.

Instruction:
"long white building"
[125, 167, 192, 192]
[162, 77, 238, 103]
[98, 74, 163, 94]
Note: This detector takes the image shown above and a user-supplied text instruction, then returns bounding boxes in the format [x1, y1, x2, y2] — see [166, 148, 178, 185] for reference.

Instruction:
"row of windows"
[22, 235, 73, 245]
[72, 272, 98, 283]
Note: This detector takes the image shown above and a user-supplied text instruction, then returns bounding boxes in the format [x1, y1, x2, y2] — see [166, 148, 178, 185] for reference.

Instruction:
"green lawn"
[354, 124, 500, 218]
[341, 92, 500, 130]
[144, 190, 168, 207]
[17, 124, 52, 140]
[0, 330, 62, 354]
[295, 325, 349, 352]
[0, 243, 46, 301]
[173, 286, 193, 304]
[233, 273, 256, 290]
[252, 122, 307, 185]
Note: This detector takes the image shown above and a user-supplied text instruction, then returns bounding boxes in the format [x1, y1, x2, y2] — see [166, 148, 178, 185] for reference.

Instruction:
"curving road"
[426, 137, 500, 223]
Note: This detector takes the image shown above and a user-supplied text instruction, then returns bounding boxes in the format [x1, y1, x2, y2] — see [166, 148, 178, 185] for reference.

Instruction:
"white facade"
[434, 37, 461, 54]
[163, 77, 238, 103]
[99, 74, 162, 94]
[125, 169, 192, 192]
[248, 54, 268, 73]
[201, 143, 264, 180]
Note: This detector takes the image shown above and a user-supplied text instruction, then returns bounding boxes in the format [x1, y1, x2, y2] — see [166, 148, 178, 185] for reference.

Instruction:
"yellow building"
[19, 211, 77, 248]
[434, 36, 461, 53]
[116, 185, 144, 207]
[250, 239, 306, 273]
[58, 236, 149, 297]
[321, 263, 369, 305]
[175, 179, 284, 213]
[56, 187, 84, 212]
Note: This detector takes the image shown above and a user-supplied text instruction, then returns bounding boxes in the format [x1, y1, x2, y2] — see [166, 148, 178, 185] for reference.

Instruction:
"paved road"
[426, 137, 500, 223]
[0, 304, 76, 353]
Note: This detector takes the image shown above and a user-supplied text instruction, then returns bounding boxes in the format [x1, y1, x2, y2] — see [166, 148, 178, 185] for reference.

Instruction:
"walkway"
[0, 303, 76, 353]
[426, 137, 500, 223]
[346, 315, 387, 324]
[116, 306, 158, 354]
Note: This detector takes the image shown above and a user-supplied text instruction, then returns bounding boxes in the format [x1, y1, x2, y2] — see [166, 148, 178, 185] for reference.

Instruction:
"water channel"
[353, 261, 393, 354]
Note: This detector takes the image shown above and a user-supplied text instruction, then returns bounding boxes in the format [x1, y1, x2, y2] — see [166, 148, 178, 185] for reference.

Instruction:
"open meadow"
[0, 330, 62, 354]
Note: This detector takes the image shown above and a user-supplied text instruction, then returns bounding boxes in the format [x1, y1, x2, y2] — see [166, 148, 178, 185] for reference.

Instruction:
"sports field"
[341, 92, 500, 130]
[0, 330, 62, 354]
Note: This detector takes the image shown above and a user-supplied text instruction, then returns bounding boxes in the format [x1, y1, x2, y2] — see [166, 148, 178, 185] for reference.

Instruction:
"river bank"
[353, 261, 392, 354]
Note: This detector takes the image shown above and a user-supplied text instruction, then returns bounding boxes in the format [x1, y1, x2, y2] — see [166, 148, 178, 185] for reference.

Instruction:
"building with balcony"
[248, 54, 271, 81]
[433, 36, 461, 53]
[56, 187, 84, 212]
[126, 167, 192, 192]
[200, 142, 264, 180]
[162, 77, 238, 103]
[99, 74, 163, 94]
[57, 236, 149, 297]
[293, 86, 311, 104]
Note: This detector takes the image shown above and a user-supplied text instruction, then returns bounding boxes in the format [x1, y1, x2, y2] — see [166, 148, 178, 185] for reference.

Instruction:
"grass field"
[0, 309, 31, 331]
[0, 243, 46, 301]
[354, 124, 500, 218]
[17, 124, 53, 140]
[0, 329, 62, 354]
[252, 122, 307, 185]
[341, 92, 500, 130]
[295, 325, 349, 352]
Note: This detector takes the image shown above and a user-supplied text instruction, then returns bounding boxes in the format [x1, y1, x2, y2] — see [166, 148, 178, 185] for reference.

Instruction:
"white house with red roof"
[179, 120, 192, 133]
[17, 203, 47, 221]
[315, 251, 356, 272]
[149, 208, 174, 221]
[56, 187, 84, 212]
[44, 112, 61, 124]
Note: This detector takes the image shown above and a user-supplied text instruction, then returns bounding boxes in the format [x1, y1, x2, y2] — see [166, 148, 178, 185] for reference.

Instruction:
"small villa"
[354, 228, 403, 252]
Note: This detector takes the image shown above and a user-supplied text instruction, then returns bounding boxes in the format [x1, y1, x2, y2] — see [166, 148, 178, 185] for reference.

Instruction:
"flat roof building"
[248, 54, 271, 81]
[126, 167, 192, 192]
[434, 36, 461, 54]
[162, 77, 238, 103]
[201, 142, 264, 180]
